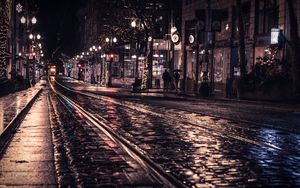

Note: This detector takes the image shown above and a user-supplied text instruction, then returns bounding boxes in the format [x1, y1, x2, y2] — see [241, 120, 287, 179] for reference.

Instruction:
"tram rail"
[49, 79, 186, 188]
[52, 79, 299, 154]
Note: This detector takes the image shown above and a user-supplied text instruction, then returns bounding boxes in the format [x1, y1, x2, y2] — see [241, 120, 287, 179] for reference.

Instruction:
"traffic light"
[77, 63, 82, 68]
[109, 53, 114, 61]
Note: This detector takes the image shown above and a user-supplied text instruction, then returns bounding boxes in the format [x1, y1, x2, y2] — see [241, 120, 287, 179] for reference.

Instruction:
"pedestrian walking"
[173, 71, 180, 93]
[162, 69, 171, 92]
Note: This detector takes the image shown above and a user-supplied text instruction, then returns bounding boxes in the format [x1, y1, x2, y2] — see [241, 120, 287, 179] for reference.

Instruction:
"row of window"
[185, 0, 279, 37]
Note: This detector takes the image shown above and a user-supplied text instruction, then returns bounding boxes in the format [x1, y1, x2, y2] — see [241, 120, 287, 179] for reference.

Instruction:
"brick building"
[181, 0, 300, 99]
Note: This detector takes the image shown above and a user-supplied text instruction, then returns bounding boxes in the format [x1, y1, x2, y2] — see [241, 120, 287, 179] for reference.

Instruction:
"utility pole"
[199, 0, 211, 97]
[25, 0, 30, 85]
[169, 10, 175, 74]
[195, 22, 200, 94]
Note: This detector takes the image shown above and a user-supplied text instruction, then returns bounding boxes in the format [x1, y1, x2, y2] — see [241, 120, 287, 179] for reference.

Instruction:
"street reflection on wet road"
[52, 79, 300, 187]
[0, 91, 35, 134]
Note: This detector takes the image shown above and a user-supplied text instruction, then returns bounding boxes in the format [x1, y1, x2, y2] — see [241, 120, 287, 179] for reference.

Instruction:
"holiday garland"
[0, 0, 11, 79]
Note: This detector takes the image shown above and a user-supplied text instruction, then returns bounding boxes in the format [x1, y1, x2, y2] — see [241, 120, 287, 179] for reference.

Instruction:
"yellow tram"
[49, 66, 56, 76]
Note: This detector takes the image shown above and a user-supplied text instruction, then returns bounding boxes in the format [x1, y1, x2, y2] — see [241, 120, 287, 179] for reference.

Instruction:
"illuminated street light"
[20, 16, 26, 24]
[89, 47, 92, 52]
[92, 45, 96, 50]
[171, 26, 177, 34]
[105, 37, 110, 43]
[29, 34, 41, 41]
[113, 37, 117, 43]
[31, 17, 37, 24]
[131, 20, 137, 28]
[98, 46, 101, 50]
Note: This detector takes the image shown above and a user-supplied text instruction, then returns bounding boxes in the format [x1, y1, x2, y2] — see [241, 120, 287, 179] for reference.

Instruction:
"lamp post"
[19, 6, 37, 86]
[28, 33, 41, 86]
[105, 37, 117, 87]
[131, 20, 141, 79]
[89, 45, 101, 84]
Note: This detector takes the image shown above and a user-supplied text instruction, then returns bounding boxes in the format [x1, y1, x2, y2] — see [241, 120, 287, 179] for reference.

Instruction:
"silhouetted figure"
[173, 71, 180, 93]
[162, 69, 171, 92]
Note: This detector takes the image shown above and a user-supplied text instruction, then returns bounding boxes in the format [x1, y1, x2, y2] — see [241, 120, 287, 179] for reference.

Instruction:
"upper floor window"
[232, 2, 251, 39]
[256, 0, 279, 35]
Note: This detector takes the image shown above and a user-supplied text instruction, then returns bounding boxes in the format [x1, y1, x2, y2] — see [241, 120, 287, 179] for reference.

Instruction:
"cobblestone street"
[2, 0, 300, 187]
[0, 78, 299, 187]
[50, 78, 300, 187]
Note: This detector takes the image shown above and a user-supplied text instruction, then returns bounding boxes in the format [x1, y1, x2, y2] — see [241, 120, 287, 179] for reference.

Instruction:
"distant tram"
[49, 66, 56, 76]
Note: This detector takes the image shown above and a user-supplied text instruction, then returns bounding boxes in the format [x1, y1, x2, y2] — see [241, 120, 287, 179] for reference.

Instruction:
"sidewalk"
[0, 80, 45, 135]
[0, 91, 57, 187]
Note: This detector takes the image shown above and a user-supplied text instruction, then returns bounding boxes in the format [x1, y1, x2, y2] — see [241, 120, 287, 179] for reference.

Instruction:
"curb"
[0, 88, 43, 154]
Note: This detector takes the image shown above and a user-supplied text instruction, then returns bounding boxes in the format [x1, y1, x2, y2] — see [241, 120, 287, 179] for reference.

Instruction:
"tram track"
[52, 79, 299, 154]
[55, 78, 300, 135]
[50, 78, 300, 187]
[49, 79, 186, 188]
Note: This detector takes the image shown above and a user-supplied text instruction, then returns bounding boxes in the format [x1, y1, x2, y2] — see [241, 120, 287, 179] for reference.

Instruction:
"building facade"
[181, 0, 300, 99]
[73, 0, 182, 88]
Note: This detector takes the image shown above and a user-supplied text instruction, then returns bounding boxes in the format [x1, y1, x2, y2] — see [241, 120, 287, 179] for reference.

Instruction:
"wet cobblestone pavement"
[49, 92, 161, 187]
[0, 87, 41, 134]
[140, 99, 300, 134]
[53, 79, 300, 187]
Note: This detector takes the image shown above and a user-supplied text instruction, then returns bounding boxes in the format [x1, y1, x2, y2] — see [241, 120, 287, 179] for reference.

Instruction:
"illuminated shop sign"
[271, 28, 281, 45]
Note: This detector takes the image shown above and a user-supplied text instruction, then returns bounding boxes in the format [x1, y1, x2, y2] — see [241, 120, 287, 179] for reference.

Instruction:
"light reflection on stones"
[54, 80, 300, 187]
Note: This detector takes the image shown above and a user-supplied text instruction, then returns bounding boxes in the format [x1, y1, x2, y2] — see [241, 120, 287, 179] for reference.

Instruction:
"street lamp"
[29, 33, 41, 40]
[20, 16, 26, 24]
[131, 20, 137, 28]
[87, 45, 102, 84]
[28, 33, 42, 86]
[31, 17, 37, 24]
[20, 16, 37, 25]
[104, 37, 117, 87]
[19, 12, 38, 85]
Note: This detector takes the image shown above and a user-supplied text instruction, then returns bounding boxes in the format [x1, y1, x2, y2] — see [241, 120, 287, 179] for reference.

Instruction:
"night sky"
[35, 0, 85, 60]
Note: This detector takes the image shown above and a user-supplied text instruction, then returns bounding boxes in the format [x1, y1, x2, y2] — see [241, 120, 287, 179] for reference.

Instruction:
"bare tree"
[95, 0, 159, 88]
